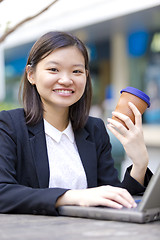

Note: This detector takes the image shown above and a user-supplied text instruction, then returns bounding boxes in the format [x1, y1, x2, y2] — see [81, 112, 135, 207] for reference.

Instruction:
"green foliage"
[0, 102, 20, 111]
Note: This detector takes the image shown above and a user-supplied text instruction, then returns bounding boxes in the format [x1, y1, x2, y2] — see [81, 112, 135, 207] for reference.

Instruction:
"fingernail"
[118, 205, 123, 209]
[128, 204, 132, 208]
[133, 202, 137, 208]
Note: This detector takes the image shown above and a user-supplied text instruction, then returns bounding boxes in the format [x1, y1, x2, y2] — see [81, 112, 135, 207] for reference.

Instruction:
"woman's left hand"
[107, 102, 149, 185]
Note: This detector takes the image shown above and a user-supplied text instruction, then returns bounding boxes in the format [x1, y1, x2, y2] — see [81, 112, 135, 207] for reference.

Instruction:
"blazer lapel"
[75, 128, 98, 188]
[28, 120, 49, 188]
[27, 120, 98, 188]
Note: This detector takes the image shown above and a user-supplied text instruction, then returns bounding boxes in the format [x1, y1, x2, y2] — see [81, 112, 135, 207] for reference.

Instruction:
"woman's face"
[27, 46, 87, 113]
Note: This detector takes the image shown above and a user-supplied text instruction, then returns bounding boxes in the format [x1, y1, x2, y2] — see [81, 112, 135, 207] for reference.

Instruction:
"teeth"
[54, 90, 72, 94]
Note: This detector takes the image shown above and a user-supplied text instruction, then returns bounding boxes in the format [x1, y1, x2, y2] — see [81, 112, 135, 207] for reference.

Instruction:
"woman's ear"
[86, 69, 89, 77]
[26, 65, 35, 85]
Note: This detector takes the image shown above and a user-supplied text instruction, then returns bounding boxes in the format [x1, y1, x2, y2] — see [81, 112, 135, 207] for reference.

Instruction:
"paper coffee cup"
[112, 86, 150, 127]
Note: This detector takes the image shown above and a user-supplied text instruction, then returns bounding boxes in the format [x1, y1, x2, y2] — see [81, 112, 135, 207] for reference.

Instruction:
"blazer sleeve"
[94, 118, 152, 195]
[0, 110, 68, 215]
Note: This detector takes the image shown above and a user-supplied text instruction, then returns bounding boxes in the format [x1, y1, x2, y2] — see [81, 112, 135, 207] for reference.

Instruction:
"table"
[0, 214, 160, 240]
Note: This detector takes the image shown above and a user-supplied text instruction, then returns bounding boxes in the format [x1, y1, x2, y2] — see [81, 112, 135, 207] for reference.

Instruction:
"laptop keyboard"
[97, 199, 141, 211]
[122, 199, 141, 211]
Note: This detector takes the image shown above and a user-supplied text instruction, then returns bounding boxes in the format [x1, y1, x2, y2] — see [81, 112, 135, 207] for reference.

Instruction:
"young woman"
[0, 31, 152, 215]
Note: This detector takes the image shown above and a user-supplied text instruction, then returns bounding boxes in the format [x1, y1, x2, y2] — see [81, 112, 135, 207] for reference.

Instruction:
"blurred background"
[0, 0, 160, 177]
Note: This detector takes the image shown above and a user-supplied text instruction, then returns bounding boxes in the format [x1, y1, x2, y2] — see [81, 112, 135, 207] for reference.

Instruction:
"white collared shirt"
[44, 119, 87, 189]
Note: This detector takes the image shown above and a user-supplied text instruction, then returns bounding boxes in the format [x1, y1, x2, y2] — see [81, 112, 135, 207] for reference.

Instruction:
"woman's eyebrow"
[45, 61, 60, 66]
[72, 64, 85, 68]
[45, 61, 85, 68]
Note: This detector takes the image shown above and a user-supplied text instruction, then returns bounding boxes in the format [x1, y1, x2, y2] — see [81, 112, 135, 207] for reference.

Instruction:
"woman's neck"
[43, 106, 69, 132]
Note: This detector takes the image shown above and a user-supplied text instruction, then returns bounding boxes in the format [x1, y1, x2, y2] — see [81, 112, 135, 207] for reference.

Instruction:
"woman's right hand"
[55, 186, 137, 209]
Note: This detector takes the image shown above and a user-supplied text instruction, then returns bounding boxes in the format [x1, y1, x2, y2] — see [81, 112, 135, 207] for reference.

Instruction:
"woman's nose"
[58, 74, 73, 86]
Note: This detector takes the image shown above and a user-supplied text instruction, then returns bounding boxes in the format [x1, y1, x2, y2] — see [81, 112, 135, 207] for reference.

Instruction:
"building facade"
[1, 0, 160, 173]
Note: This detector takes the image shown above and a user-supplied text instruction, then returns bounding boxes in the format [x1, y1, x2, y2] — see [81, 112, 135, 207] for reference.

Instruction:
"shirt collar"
[44, 119, 75, 143]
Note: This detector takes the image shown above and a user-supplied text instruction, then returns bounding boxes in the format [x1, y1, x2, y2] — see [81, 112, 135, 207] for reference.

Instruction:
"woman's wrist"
[55, 189, 81, 208]
[130, 163, 148, 185]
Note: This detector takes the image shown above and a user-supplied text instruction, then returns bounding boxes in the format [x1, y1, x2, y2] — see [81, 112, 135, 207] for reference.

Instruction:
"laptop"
[58, 164, 160, 223]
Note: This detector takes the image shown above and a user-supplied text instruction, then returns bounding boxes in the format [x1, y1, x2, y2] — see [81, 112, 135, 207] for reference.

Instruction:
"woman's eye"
[73, 70, 83, 74]
[49, 68, 58, 72]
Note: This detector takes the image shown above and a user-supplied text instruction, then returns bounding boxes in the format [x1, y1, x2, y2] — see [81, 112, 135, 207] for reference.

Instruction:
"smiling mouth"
[53, 89, 74, 94]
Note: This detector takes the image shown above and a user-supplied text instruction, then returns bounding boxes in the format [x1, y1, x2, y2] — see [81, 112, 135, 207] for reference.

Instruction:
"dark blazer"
[0, 109, 152, 215]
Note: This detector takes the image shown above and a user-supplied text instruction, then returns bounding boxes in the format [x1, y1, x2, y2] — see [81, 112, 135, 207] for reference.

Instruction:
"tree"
[0, 0, 59, 43]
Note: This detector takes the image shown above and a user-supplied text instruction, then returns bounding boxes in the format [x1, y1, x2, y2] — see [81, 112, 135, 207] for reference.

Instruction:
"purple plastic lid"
[120, 86, 151, 108]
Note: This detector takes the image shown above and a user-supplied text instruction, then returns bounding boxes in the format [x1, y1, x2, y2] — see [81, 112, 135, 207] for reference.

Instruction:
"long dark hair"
[19, 31, 92, 131]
